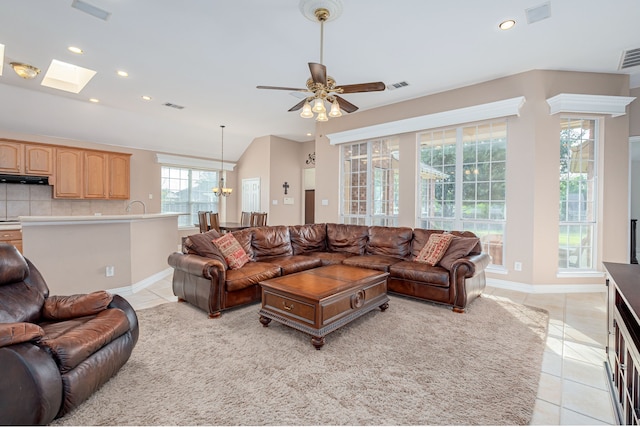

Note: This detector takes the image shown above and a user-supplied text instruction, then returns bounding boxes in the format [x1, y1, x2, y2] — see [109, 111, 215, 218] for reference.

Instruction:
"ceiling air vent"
[387, 81, 409, 91]
[620, 48, 640, 70]
[71, 0, 111, 21]
[525, 2, 551, 24]
[164, 102, 185, 110]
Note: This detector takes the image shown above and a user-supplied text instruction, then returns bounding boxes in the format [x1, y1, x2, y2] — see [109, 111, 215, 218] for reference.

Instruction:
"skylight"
[41, 59, 97, 94]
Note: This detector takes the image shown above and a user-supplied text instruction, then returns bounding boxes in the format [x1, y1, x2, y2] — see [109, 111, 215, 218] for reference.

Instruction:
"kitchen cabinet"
[0, 229, 22, 253]
[0, 141, 23, 174]
[24, 144, 54, 176]
[108, 153, 131, 199]
[84, 151, 108, 198]
[54, 148, 83, 198]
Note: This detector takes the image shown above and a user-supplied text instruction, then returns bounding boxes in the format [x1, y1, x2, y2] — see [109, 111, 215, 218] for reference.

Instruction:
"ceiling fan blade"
[257, 85, 308, 92]
[309, 62, 327, 85]
[335, 95, 359, 113]
[338, 82, 386, 93]
[288, 98, 307, 112]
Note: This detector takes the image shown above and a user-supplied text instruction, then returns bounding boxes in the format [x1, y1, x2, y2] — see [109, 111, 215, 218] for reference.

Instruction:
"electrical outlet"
[105, 266, 115, 277]
[514, 262, 522, 271]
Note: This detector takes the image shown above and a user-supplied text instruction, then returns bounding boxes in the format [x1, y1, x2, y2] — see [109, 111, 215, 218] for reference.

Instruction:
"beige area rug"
[52, 295, 548, 426]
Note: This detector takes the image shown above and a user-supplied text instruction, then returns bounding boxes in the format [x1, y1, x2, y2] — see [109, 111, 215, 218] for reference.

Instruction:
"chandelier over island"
[212, 125, 232, 197]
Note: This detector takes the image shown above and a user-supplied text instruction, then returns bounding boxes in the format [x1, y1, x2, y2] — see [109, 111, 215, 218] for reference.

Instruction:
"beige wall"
[629, 87, 640, 137]
[313, 70, 631, 286]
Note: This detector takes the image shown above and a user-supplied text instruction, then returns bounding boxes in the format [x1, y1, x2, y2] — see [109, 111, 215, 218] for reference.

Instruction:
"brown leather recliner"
[0, 244, 139, 425]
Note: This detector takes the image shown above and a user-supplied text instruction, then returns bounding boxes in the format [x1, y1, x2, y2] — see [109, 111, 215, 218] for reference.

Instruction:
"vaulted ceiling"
[0, 0, 639, 162]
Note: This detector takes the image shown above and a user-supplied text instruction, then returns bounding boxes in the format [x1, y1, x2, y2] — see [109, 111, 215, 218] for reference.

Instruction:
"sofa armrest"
[449, 252, 491, 278]
[108, 294, 140, 346]
[0, 342, 63, 425]
[449, 252, 491, 312]
[167, 252, 226, 280]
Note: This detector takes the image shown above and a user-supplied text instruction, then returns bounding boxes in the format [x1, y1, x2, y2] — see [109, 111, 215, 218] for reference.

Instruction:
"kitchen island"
[19, 213, 184, 295]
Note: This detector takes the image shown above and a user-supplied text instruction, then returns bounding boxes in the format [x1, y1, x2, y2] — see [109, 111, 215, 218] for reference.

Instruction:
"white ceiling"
[0, 0, 639, 163]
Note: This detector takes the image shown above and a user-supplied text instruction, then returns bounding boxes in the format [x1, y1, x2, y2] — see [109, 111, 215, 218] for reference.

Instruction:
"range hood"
[0, 174, 50, 185]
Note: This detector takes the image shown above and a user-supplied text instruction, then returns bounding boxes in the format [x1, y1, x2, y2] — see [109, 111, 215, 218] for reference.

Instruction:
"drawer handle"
[283, 301, 294, 311]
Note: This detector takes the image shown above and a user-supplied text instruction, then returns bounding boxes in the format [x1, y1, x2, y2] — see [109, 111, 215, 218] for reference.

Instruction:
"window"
[161, 166, 219, 227]
[558, 118, 597, 270]
[418, 121, 507, 267]
[341, 138, 399, 226]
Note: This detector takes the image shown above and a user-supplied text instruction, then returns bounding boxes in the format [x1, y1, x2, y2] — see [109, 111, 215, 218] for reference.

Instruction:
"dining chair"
[208, 212, 220, 233]
[240, 211, 252, 227]
[250, 212, 267, 227]
[197, 211, 210, 233]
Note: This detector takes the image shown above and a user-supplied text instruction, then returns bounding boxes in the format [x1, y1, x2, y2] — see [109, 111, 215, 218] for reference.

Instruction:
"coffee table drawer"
[263, 292, 315, 324]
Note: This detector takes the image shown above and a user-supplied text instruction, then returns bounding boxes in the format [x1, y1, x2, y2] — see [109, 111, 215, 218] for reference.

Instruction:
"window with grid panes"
[418, 120, 507, 267]
[341, 138, 399, 226]
[161, 166, 219, 227]
[558, 118, 597, 270]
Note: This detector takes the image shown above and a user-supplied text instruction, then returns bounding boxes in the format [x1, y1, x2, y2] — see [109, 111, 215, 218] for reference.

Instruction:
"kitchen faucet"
[126, 200, 147, 214]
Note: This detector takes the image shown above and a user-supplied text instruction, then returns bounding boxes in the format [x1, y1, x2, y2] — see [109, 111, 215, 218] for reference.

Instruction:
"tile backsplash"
[0, 183, 128, 220]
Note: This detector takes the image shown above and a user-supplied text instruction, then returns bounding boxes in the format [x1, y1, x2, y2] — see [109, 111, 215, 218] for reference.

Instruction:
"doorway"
[305, 190, 315, 224]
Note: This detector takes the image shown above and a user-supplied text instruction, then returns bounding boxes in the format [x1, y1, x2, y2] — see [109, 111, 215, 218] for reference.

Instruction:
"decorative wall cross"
[283, 182, 289, 195]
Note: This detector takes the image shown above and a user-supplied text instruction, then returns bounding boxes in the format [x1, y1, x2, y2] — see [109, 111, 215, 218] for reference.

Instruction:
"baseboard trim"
[108, 268, 173, 296]
[487, 278, 606, 294]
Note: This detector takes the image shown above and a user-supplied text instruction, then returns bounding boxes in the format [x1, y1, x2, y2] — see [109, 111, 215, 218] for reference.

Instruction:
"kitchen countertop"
[18, 213, 187, 226]
[0, 222, 21, 231]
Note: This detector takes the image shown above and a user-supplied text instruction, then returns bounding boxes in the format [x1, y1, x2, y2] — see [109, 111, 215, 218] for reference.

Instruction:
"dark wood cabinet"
[605, 262, 640, 424]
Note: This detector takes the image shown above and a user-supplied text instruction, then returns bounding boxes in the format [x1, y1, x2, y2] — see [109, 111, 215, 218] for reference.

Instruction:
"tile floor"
[123, 278, 616, 425]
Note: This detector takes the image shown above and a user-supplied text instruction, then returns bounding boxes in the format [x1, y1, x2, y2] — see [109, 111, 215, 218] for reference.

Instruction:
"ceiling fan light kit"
[257, 0, 385, 122]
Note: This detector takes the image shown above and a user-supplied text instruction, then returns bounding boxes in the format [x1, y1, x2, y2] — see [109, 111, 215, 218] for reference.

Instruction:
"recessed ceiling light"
[117, 70, 128, 77]
[499, 19, 516, 30]
[68, 46, 84, 54]
[306, 133, 312, 137]
[89, 98, 99, 103]
[141, 95, 152, 101]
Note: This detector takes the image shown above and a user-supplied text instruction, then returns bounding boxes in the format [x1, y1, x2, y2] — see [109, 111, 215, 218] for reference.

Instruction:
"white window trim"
[326, 96, 525, 145]
[546, 94, 635, 117]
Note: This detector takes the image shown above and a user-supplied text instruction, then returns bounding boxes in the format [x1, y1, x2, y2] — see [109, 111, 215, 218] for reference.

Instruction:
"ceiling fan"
[257, 2, 385, 121]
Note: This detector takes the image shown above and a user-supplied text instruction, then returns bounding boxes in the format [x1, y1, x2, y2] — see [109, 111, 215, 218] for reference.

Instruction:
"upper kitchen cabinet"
[54, 147, 83, 198]
[108, 153, 131, 199]
[0, 140, 23, 174]
[24, 144, 54, 176]
[84, 151, 108, 198]
[0, 140, 54, 176]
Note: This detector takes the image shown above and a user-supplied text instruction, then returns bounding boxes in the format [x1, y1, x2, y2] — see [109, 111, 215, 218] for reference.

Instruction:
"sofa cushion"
[342, 254, 404, 272]
[259, 255, 322, 275]
[252, 226, 293, 260]
[40, 308, 130, 373]
[289, 224, 327, 255]
[183, 230, 228, 269]
[438, 235, 481, 270]
[224, 262, 281, 292]
[231, 228, 255, 260]
[415, 233, 454, 266]
[389, 261, 450, 288]
[366, 226, 413, 258]
[450, 231, 483, 254]
[213, 234, 250, 270]
[326, 223, 368, 255]
[410, 229, 446, 258]
[301, 251, 354, 266]
[42, 291, 113, 320]
[0, 322, 44, 348]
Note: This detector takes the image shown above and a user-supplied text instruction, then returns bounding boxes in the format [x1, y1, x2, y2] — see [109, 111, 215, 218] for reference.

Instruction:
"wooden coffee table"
[258, 264, 389, 349]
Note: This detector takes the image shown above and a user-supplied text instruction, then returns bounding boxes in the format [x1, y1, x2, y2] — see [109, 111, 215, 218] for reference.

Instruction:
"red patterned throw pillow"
[415, 233, 454, 266]
[213, 233, 250, 270]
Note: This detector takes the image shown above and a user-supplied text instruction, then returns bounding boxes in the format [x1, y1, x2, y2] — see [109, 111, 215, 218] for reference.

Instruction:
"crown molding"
[546, 93, 636, 117]
[155, 153, 235, 171]
[326, 96, 526, 145]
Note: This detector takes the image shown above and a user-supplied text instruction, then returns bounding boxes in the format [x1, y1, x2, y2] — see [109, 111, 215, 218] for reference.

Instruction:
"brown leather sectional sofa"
[168, 223, 490, 318]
